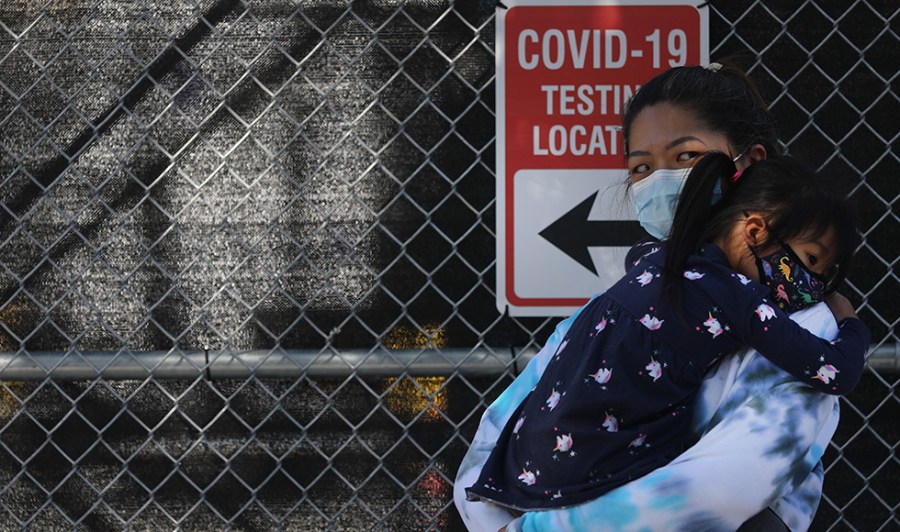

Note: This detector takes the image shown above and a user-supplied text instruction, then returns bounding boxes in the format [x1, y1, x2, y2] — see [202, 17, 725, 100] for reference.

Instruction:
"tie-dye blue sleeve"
[505, 303, 839, 532]
[772, 458, 827, 531]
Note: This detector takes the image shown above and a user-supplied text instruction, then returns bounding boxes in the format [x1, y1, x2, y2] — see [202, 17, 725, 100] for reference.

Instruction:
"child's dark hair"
[622, 62, 780, 158]
[662, 153, 860, 310]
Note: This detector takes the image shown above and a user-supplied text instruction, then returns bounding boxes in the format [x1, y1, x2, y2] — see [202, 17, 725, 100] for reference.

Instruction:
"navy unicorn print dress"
[466, 243, 867, 511]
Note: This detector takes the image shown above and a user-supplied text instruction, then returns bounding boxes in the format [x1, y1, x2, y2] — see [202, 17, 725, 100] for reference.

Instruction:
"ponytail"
[662, 152, 737, 313]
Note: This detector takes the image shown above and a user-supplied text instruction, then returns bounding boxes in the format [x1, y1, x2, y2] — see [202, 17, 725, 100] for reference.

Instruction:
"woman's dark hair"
[662, 153, 860, 311]
[622, 63, 780, 158]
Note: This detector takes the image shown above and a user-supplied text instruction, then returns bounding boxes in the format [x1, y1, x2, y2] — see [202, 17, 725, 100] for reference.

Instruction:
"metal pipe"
[0, 348, 516, 380]
[867, 342, 900, 371]
[0, 344, 895, 380]
[207, 348, 514, 378]
[0, 351, 208, 380]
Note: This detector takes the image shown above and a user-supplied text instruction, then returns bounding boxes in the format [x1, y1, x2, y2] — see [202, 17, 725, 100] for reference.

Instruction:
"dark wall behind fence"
[0, 1, 895, 530]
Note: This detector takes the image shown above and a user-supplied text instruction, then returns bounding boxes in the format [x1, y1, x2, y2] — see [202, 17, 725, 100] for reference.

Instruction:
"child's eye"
[807, 254, 818, 266]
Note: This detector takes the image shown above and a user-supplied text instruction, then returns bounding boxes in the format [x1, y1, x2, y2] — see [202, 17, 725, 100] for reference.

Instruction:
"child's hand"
[826, 292, 858, 322]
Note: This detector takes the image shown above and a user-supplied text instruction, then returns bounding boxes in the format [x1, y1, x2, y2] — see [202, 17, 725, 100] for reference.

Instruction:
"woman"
[455, 63, 843, 531]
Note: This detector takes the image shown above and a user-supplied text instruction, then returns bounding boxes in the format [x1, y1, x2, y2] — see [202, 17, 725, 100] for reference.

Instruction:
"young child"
[465, 153, 869, 511]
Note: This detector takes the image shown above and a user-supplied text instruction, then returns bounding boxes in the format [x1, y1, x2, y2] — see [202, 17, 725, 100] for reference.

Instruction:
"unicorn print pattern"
[755, 303, 776, 321]
[589, 367, 612, 385]
[602, 412, 618, 432]
[545, 389, 561, 411]
[640, 314, 663, 330]
[637, 270, 655, 286]
[645, 358, 663, 382]
[814, 364, 839, 383]
[554, 434, 573, 452]
[518, 469, 537, 486]
[703, 312, 724, 338]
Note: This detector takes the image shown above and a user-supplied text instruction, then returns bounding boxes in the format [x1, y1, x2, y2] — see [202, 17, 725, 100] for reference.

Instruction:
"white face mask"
[631, 167, 691, 239]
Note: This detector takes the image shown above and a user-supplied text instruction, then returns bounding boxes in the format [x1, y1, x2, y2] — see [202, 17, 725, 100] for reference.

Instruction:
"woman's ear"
[741, 213, 768, 247]
[738, 144, 769, 166]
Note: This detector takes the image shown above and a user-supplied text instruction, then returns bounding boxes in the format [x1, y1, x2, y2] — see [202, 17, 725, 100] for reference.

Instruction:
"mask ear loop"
[716, 152, 745, 203]
[731, 150, 746, 182]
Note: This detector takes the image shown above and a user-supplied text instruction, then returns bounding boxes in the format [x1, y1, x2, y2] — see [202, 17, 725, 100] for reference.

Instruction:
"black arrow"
[538, 191, 647, 275]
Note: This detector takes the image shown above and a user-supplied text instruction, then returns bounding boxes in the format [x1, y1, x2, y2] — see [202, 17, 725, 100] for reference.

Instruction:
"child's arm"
[687, 253, 868, 395]
[736, 294, 868, 395]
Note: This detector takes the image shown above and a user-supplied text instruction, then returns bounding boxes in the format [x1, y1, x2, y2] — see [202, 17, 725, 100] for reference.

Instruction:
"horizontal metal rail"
[0, 348, 521, 380]
[0, 344, 895, 380]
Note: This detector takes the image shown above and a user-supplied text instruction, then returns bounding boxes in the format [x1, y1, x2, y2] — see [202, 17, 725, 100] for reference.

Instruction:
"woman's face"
[626, 103, 742, 184]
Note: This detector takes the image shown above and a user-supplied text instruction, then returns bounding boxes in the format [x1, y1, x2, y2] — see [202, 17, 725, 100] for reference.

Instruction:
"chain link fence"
[0, 0, 895, 530]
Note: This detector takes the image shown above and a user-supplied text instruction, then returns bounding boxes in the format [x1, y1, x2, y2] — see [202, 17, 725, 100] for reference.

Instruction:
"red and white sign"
[497, 0, 708, 316]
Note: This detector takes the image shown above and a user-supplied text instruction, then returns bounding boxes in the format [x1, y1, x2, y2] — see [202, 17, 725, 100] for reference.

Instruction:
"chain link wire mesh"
[0, 0, 895, 530]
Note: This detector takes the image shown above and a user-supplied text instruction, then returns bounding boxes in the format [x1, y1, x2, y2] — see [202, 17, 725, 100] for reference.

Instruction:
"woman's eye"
[631, 163, 650, 175]
[807, 255, 818, 267]
[677, 151, 702, 162]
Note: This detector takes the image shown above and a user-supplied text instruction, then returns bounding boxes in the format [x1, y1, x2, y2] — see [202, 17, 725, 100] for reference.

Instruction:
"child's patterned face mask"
[754, 243, 827, 313]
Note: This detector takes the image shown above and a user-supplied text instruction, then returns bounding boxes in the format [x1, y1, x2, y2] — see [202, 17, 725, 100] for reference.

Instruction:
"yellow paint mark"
[381, 323, 449, 422]
[382, 323, 447, 350]
[384, 375, 447, 423]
